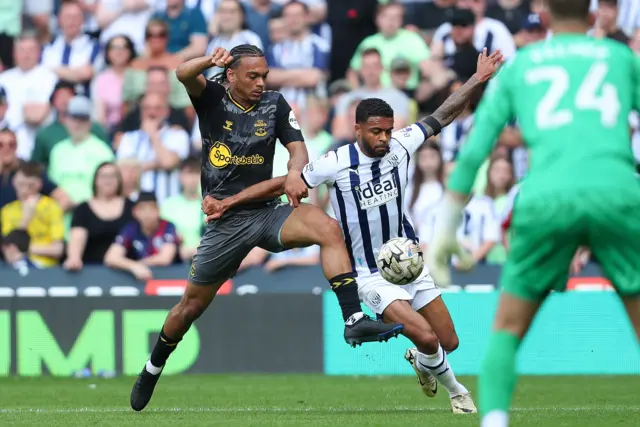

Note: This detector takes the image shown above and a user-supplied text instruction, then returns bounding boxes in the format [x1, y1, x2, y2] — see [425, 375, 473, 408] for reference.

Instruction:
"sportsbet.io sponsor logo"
[208, 142, 264, 169]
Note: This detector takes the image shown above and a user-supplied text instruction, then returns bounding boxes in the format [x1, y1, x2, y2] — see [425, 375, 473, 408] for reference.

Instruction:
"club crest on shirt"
[223, 120, 233, 131]
[355, 177, 399, 210]
[386, 153, 400, 167]
[254, 120, 268, 137]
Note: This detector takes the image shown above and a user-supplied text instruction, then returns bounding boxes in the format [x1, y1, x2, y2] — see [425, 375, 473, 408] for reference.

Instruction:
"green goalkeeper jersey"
[448, 34, 640, 201]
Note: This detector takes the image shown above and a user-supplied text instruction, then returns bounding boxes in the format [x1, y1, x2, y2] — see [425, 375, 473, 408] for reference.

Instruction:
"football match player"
[427, 1, 640, 426]
[129, 45, 406, 411]
[202, 49, 504, 414]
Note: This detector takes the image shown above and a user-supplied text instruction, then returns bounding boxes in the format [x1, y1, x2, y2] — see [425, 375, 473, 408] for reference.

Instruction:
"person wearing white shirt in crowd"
[116, 92, 190, 203]
[41, 2, 104, 96]
[265, 0, 330, 110]
[421, 161, 500, 266]
[96, 0, 160, 55]
[431, 0, 516, 60]
[0, 32, 58, 160]
[264, 245, 321, 272]
[406, 141, 444, 239]
[205, 0, 263, 78]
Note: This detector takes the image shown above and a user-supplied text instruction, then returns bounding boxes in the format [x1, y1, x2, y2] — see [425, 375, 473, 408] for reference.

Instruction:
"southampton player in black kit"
[130, 45, 404, 411]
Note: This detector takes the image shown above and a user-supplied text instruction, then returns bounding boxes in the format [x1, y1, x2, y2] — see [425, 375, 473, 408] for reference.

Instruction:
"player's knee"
[413, 329, 440, 354]
[440, 333, 459, 353]
[318, 217, 343, 245]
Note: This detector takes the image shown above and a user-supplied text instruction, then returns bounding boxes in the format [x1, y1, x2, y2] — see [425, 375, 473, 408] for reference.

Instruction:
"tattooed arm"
[418, 48, 504, 138]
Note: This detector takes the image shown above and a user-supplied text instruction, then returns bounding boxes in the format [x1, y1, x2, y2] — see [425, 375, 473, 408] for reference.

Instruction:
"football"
[376, 237, 424, 285]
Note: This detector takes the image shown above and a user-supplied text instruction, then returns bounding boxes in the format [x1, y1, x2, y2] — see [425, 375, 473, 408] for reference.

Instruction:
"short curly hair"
[355, 98, 394, 124]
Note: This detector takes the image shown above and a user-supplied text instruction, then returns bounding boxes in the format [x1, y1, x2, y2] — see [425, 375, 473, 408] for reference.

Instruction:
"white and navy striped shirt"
[266, 34, 330, 109]
[116, 126, 190, 203]
[41, 34, 103, 96]
[302, 123, 428, 278]
[434, 17, 516, 59]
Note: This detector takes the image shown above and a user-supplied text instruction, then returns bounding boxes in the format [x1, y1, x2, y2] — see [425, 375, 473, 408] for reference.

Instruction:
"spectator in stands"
[593, 0, 629, 44]
[439, 79, 476, 162]
[266, 0, 330, 109]
[205, 0, 263, 79]
[130, 19, 182, 71]
[484, 154, 515, 265]
[32, 82, 108, 167]
[0, 32, 58, 160]
[20, 1, 53, 47]
[405, 0, 456, 44]
[348, 2, 431, 94]
[118, 157, 142, 201]
[431, 0, 516, 62]
[514, 13, 547, 48]
[92, 35, 137, 132]
[591, 0, 640, 37]
[160, 157, 203, 261]
[0, 128, 65, 209]
[41, 1, 103, 96]
[389, 57, 414, 98]
[268, 16, 288, 46]
[326, 78, 351, 131]
[48, 96, 115, 212]
[96, 0, 157, 55]
[631, 28, 640, 53]
[485, 0, 530, 35]
[104, 191, 179, 280]
[407, 141, 444, 241]
[117, 67, 192, 146]
[1, 162, 64, 268]
[244, 0, 283, 52]
[264, 245, 320, 272]
[329, 96, 360, 148]
[325, 0, 378, 84]
[64, 162, 135, 270]
[334, 48, 410, 137]
[153, 0, 208, 59]
[116, 92, 190, 203]
[0, 87, 8, 129]
[303, 95, 332, 155]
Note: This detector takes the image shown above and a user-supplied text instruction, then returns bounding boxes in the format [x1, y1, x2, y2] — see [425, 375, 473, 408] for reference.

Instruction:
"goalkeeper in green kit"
[427, 0, 640, 426]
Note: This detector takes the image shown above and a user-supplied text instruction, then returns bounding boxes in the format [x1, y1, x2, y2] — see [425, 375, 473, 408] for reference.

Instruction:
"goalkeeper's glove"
[426, 193, 476, 287]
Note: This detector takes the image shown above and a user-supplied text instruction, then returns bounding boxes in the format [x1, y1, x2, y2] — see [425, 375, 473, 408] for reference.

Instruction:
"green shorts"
[500, 190, 640, 300]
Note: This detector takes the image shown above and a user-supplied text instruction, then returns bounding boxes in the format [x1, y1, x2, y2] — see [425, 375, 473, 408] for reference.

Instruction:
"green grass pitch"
[1, 375, 639, 426]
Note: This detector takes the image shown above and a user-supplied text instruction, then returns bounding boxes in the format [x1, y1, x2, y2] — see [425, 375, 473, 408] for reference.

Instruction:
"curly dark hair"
[355, 98, 394, 124]
[210, 44, 265, 85]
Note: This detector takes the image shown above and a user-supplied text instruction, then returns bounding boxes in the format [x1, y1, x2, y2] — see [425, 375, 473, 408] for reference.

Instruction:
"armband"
[424, 116, 442, 136]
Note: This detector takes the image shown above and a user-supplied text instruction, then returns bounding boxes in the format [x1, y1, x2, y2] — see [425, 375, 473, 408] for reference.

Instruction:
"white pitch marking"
[0, 406, 638, 414]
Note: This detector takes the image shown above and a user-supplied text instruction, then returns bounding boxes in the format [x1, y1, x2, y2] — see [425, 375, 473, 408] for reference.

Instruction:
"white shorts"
[358, 270, 442, 316]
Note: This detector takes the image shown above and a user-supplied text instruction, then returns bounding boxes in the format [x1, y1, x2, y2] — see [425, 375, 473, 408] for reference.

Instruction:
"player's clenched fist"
[210, 47, 233, 68]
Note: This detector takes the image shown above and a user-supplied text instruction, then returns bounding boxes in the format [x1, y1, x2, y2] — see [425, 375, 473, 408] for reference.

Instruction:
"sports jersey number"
[525, 63, 621, 130]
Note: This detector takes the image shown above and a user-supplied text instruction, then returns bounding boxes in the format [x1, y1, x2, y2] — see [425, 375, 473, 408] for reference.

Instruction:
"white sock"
[344, 311, 364, 326]
[482, 410, 508, 427]
[416, 345, 468, 396]
[145, 359, 163, 375]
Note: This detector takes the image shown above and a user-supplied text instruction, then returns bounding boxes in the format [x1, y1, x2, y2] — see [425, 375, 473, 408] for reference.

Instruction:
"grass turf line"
[0, 375, 638, 427]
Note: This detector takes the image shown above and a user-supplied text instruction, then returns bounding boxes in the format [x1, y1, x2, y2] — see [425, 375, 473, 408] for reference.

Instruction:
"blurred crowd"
[0, 0, 638, 279]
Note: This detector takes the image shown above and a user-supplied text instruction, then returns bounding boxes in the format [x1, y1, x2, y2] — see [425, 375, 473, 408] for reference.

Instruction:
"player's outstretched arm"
[176, 48, 232, 97]
[202, 176, 287, 221]
[419, 48, 503, 138]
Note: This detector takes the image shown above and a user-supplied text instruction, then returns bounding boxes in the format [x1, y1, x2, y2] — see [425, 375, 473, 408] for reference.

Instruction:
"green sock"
[479, 330, 521, 416]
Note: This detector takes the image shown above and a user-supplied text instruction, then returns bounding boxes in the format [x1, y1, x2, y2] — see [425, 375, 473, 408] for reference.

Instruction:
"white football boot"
[450, 392, 478, 414]
[404, 348, 437, 397]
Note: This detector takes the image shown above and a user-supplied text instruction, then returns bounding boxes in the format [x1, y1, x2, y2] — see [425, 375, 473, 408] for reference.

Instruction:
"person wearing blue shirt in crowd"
[104, 191, 180, 281]
[154, 0, 209, 59]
